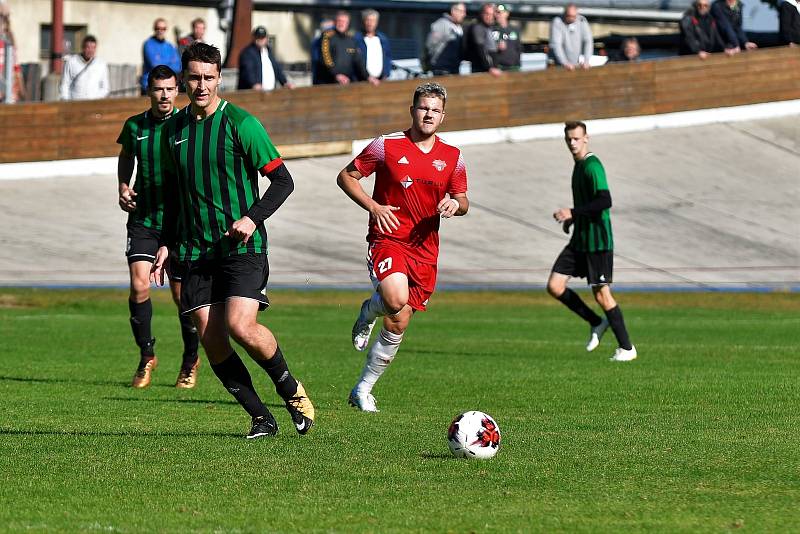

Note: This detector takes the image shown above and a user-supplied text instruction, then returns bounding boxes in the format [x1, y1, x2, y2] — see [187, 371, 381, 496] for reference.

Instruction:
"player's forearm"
[246, 163, 294, 224]
[337, 170, 378, 213]
[453, 196, 469, 216]
[117, 154, 135, 187]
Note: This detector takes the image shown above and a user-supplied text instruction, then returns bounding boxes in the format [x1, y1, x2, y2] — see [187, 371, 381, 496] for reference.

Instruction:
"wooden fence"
[0, 46, 798, 164]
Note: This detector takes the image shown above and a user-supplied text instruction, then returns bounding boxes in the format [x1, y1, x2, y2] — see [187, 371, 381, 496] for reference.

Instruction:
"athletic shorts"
[180, 253, 270, 315]
[367, 241, 437, 311]
[125, 222, 189, 281]
[552, 245, 613, 286]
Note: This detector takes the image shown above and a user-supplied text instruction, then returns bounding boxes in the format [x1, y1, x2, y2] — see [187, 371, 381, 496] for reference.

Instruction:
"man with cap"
[238, 26, 294, 91]
[491, 4, 521, 71]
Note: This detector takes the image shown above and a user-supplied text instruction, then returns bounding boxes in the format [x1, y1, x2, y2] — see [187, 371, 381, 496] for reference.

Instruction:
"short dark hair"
[413, 82, 447, 108]
[181, 41, 221, 73]
[564, 121, 587, 134]
[82, 35, 97, 47]
[191, 18, 205, 28]
[147, 64, 177, 89]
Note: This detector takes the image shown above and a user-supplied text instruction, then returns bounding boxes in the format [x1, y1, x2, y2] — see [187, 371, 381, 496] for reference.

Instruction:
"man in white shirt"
[354, 9, 392, 86]
[60, 35, 110, 100]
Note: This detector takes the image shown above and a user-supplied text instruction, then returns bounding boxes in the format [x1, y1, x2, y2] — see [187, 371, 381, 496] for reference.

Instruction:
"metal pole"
[3, 39, 13, 103]
[51, 0, 64, 74]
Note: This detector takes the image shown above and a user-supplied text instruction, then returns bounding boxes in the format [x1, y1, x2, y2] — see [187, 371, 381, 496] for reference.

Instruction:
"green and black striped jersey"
[161, 100, 283, 261]
[116, 108, 178, 229]
[570, 153, 614, 253]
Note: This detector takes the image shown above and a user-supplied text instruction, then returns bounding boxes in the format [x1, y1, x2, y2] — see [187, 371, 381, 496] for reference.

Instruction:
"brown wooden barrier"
[1, 46, 798, 164]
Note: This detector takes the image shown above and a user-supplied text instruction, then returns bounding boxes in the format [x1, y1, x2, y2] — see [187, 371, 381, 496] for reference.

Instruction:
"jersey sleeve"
[587, 158, 609, 193]
[448, 151, 468, 195]
[116, 118, 134, 154]
[238, 114, 283, 175]
[353, 136, 385, 178]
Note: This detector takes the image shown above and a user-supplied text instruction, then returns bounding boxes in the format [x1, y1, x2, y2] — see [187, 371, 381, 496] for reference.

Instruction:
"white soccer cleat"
[348, 388, 379, 412]
[610, 345, 637, 362]
[351, 298, 377, 352]
[586, 318, 609, 352]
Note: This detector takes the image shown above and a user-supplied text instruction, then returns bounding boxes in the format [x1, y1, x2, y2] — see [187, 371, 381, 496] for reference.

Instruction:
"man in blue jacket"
[237, 26, 294, 91]
[711, 0, 757, 52]
[141, 18, 182, 95]
[354, 9, 392, 86]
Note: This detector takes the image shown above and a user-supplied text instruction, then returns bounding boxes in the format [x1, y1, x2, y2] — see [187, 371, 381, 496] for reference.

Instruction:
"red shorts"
[367, 241, 437, 311]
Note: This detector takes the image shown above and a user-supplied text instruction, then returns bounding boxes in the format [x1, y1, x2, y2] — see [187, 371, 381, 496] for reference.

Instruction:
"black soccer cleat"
[246, 414, 278, 439]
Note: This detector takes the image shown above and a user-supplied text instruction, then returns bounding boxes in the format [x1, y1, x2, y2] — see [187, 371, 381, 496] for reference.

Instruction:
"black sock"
[605, 306, 633, 350]
[556, 289, 602, 326]
[210, 352, 269, 418]
[255, 346, 299, 401]
[178, 312, 199, 365]
[129, 299, 155, 357]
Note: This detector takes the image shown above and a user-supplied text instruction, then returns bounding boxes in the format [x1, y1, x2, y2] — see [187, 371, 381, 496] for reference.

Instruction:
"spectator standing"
[465, 3, 502, 76]
[141, 18, 181, 95]
[354, 9, 392, 86]
[59, 35, 109, 100]
[779, 0, 800, 46]
[549, 3, 594, 70]
[711, 0, 757, 52]
[490, 4, 521, 71]
[679, 0, 728, 58]
[237, 26, 294, 91]
[310, 17, 334, 85]
[178, 17, 206, 57]
[612, 37, 641, 62]
[425, 3, 466, 75]
[316, 11, 368, 85]
[0, 4, 25, 102]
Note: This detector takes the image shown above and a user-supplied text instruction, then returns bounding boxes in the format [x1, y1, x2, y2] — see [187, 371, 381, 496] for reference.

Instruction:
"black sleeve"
[245, 163, 294, 225]
[572, 189, 612, 218]
[159, 169, 178, 249]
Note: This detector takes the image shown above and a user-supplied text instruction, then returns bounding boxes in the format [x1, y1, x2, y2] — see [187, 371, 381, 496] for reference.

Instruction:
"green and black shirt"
[161, 100, 283, 261]
[570, 153, 614, 253]
[116, 108, 178, 229]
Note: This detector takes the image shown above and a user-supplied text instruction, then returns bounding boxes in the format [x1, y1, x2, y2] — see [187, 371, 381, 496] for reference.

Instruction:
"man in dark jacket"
[465, 3, 502, 76]
[354, 9, 392, 85]
[237, 26, 294, 91]
[711, 0, 757, 52]
[490, 4, 521, 71]
[779, 0, 800, 46]
[315, 11, 369, 85]
[679, 0, 728, 58]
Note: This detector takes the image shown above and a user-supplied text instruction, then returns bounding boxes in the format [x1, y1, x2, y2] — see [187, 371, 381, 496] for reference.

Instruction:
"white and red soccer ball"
[447, 411, 501, 459]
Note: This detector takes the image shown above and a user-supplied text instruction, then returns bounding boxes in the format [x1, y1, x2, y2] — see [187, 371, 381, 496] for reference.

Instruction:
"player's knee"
[382, 294, 408, 315]
[546, 280, 564, 299]
[130, 280, 150, 302]
[226, 318, 259, 348]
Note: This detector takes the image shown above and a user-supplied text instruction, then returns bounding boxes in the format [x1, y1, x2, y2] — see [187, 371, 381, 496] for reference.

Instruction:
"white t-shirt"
[260, 47, 276, 91]
[59, 54, 110, 100]
[363, 35, 383, 79]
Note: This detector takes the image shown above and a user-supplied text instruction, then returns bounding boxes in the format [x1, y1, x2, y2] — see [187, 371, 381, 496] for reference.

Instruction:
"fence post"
[3, 37, 13, 103]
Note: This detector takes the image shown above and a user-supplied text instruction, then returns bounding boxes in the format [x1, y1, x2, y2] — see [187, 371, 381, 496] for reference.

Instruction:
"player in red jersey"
[336, 82, 469, 412]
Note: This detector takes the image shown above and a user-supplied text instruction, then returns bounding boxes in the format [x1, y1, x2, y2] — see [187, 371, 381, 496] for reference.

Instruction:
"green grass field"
[1, 289, 798, 533]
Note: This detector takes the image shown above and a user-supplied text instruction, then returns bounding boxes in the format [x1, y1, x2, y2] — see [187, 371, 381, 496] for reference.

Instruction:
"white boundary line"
[352, 99, 800, 154]
[2, 99, 798, 181]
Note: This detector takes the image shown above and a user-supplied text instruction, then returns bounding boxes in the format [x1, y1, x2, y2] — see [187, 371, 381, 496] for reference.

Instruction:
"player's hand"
[370, 204, 400, 234]
[553, 208, 573, 223]
[150, 246, 169, 286]
[119, 185, 137, 212]
[437, 197, 459, 218]
[225, 216, 257, 244]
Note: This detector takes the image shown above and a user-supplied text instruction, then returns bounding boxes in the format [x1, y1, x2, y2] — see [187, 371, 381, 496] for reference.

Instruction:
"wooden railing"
[0, 46, 798, 164]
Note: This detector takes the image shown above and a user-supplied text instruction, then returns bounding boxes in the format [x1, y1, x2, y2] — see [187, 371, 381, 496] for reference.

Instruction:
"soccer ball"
[447, 411, 501, 459]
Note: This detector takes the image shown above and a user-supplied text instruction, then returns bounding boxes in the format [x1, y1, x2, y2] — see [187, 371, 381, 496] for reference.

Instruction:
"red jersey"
[353, 130, 468, 264]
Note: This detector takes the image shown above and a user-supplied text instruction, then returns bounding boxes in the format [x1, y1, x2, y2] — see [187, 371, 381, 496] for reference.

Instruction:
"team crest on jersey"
[401, 176, 413, 189]
[397, 156, 409, 164]
[432, 159, 447, 171]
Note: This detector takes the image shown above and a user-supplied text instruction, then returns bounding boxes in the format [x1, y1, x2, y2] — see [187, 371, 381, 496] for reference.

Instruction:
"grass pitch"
[0, 289, 798, 533]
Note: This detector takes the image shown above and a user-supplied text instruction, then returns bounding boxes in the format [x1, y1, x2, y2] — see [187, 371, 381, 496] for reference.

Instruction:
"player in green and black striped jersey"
[151, 42, 314, 439]
[117, 64, 200, 389]
[547, 121, 637, 362]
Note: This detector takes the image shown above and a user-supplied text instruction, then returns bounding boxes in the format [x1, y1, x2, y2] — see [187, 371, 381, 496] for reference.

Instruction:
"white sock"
[363, 291, 386, 323]
[355, 328, 403, 394]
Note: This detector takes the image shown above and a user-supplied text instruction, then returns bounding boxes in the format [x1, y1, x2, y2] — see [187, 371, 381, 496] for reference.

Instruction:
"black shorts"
[125, 222, 189, 281]
[552, 245, 613, 286]
[180, 253, 270, 315]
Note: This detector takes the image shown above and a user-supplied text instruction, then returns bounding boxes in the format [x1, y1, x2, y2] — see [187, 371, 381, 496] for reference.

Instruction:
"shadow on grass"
[0, 375, 127, 387]
[420, 452, 455, 460]
[0, 428, 242, 438]
[102, 396, 285, 409]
